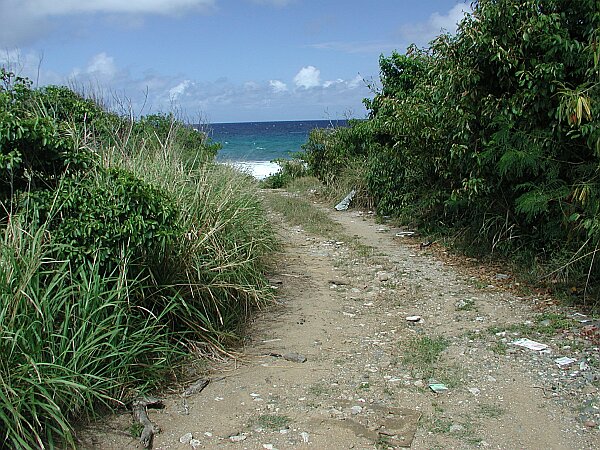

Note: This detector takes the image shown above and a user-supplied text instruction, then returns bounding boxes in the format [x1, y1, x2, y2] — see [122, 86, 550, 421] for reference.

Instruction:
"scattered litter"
[376, 227, 389, 232]
[335, 190, 356, 211]
[300, 431, 310, 443]
[570, 313, 592, 323]
[494, 273, 510, 280]
[555, 357, 577, 367]
[429, 383, 448, 393]
[190, 438, 202, 449]
[512, 338, 549, 351]
[250, 393, 261, 397]
[580, 360, 590, 371]
[262, 338, 282, 343]
[263, 444, 278, 450]
[420, 241, 433, 249]
[395, 231, 416, 237]
[406, 315, 422, 323]
[179, 433, 193, 444]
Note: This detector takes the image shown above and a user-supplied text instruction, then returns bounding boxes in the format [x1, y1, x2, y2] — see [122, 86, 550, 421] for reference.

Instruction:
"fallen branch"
[132, 396, 162, 448]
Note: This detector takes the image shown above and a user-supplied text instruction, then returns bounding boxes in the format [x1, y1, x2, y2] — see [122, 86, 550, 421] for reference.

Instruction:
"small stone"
[449, 424, 464, 433]
[350, 405, 363, 415]
[413, 380, 425, 388]
[377, 272, 390, 282]
[584, 420, 597, 428]
[179, 433, 193, 444]
[468, 387, 481, 396]
[300, 431, 310, 443]
[406, 315, 422, 322]
[229, 434, 247, 442]
[190, 438, 202, 449]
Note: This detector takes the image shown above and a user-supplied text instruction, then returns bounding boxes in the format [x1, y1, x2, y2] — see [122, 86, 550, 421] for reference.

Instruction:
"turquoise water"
[209, 120, 347, 162]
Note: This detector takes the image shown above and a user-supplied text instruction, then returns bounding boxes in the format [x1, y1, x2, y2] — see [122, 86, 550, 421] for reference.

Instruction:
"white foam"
[225, 161, 281, 180]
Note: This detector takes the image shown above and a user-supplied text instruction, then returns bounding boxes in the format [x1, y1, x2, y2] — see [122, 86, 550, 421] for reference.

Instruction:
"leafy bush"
[0, 71, 276, 447]
[262, 158, 308, 188]
[22, 167, 182, 282]
[299, 0, 600, 299]
[0, 70, 96, 201]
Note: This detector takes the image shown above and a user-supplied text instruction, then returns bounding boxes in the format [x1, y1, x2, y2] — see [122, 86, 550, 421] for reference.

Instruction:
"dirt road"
[86, 193, 599, 449]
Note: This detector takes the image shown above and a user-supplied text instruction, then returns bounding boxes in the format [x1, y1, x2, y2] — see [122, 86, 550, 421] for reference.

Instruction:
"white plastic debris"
[512, 338, 549, 351]
[335, 190, 356, 211]
[555, 356, 577, 367]
[406, 315, 422, 322]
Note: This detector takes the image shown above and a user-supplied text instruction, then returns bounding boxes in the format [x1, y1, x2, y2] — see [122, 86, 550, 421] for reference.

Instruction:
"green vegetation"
[0, 69, 274, 448]
[297, 0, 600, 305]
[403, 335, 452, 382]
[255, 414, 291, 430]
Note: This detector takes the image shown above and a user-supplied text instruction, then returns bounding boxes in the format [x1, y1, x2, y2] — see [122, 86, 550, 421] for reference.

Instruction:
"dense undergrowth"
[271, 0, 600, 306]
[0, 69, 275, 448]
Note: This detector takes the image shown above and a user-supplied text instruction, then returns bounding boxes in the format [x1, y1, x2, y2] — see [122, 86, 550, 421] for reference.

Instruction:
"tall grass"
[0, 216, 179, 448]
[0, 98, 276, 446]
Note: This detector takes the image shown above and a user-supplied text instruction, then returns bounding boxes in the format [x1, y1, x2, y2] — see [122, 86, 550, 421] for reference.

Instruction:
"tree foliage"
[302, 0, 600, 298]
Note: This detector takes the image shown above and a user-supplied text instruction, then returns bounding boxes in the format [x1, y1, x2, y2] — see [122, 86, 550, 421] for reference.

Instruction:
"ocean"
[207, 120, 347, 179]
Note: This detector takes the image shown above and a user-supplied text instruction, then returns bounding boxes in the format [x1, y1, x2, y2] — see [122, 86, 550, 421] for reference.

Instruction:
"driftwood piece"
[132, 396, 162, 448]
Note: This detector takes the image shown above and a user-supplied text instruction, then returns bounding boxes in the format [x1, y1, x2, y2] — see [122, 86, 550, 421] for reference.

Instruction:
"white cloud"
[269, 80, 287, 93]
[19, 0, 216, 16]
[0, 0, 216, 46]
[169, 79, 192, 100]
[399, 3, 469, 45]
[347, 75, 363, 89]
[293, 66, 321, 89]
[323, 78, 344, 88]
[86, 52, 117, 77]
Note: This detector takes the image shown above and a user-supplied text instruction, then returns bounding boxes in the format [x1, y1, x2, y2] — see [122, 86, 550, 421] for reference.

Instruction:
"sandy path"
[85, 196, 599, 450]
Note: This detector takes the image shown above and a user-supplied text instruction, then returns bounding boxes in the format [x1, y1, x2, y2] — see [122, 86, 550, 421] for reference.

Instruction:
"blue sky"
[0, 0, 469, 123]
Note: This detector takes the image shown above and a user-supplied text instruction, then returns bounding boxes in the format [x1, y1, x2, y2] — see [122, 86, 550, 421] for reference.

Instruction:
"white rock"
[350, 405, 363, 415]
[190, 438, 202, 449]
[230, 434, 247, 442]
[179, 432, 193, 444]
[468, 387, 480, 396]
[300, 431, 310, 443]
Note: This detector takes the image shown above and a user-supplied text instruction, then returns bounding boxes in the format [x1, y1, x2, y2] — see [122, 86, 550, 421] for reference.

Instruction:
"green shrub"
[22, 167, 182, 282]
[262, 158, 308, 188]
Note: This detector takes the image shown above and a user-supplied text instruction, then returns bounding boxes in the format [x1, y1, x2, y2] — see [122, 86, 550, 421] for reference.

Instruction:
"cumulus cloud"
[86, 52, 117, 77]
[16, 0, 215, 16]
[399, 3, 469, 45]
[293, 66, 321, 89]
[0, 0, 216, 46]
[269, 80, 288, 93]
[169, 79, 192, 100]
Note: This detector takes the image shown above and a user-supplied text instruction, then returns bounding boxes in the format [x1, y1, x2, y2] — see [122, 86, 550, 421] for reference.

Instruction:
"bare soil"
[84, 194, 600, 450]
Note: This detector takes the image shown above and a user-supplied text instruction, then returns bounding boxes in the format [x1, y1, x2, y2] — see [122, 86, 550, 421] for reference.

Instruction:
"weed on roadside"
[255, 414, 291, 431]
